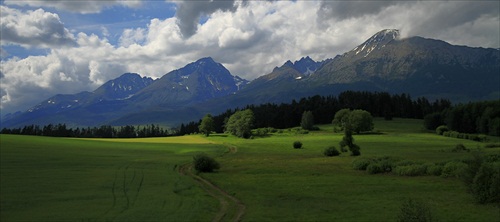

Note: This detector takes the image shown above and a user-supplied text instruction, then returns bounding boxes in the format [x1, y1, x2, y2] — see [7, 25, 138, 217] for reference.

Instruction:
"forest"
[0, 123, 169, 138]
[178, 91, 453, 135]
[2, 91, 498, 138]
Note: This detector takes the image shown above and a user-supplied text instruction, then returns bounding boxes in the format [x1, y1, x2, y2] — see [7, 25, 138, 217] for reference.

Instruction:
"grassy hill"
[1, 118, 499, 221]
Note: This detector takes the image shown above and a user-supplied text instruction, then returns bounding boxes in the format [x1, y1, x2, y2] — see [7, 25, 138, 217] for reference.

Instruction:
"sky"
[1, 0, 499, 115]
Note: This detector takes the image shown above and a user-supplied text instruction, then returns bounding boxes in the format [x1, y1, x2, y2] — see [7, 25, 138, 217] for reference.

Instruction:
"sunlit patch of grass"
[78, 135, 218, 144]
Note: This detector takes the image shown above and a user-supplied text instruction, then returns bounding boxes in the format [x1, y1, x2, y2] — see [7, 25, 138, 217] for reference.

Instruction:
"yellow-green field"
[0, 134, 225, 221]
[1, 119, 499, 221]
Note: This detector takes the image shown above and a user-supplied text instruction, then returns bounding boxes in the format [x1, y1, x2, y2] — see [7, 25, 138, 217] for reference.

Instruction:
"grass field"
[1, 118, 499, 221]
[0, 135, 225, 221]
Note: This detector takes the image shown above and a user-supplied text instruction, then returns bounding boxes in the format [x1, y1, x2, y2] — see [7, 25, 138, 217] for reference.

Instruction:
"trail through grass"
[202, 118, 500, 221]
[1, 118, 499, 221]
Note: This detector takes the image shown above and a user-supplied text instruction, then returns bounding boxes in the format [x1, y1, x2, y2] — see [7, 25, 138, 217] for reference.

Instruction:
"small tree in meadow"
[199, 114, 215, 137]
[301, 111, 314, 130]
[225, 109, 254, 138]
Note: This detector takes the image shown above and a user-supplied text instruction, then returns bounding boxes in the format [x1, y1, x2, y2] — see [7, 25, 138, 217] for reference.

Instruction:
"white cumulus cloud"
[1, 0, 498, 115]
[0, 6, 76, 48]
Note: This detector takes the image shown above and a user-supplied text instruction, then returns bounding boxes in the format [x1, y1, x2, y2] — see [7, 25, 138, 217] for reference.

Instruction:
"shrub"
[395, 160, 417, 167]
[394, 164, 427, 176]
[452, 144, 469, 152]
[193, 154, 220, 173]
[350, 144, 361, 156]
[448, 131, 460, 138]
[443, 131, 451, 137]
[441, 161, 468, 178]
[435, 125, 449, 135]
[293, 141, 303, 149]
[477, 135, 488, 142]
[253, 128, 270, 137]
[397, 198, 435, 222]
[352, 158, 374, 170]
[366, 163, 384, 174]
[471, 162, 500, 204]
[323, 146, 340, 157]
[425, 164, 443, 176]
[292, 127, 309, 134]
[484, 154, 500, 162]
[377, 157, 398, 173]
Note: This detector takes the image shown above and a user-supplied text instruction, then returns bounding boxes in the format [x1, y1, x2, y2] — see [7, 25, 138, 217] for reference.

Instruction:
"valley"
[1, 119, 499, 221]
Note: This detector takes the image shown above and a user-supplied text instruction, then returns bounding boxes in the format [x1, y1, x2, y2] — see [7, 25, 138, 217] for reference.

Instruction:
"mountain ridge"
[2, 29, 499, 128]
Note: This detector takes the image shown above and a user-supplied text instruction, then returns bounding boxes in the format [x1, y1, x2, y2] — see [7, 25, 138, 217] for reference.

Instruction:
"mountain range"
[2, 29, 499, 128]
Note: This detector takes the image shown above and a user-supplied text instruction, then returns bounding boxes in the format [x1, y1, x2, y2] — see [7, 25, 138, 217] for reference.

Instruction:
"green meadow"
[1, 118, 499, 221]
[0, 135, 225, 221]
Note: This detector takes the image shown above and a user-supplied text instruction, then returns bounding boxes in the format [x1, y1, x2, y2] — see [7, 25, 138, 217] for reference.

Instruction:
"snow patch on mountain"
[351, 29, 400, 57]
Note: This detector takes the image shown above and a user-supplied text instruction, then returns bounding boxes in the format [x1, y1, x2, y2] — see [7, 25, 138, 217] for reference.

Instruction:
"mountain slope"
[310, 29, 500, 101]
[130, 57, 241, 107]
[93, 73, 155, 100]
[1, 73, 155, 127]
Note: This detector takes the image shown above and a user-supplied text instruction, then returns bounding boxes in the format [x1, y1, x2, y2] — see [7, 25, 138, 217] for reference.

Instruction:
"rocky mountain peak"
[350, 29, 400, 57]
[93, 73, 155, 100]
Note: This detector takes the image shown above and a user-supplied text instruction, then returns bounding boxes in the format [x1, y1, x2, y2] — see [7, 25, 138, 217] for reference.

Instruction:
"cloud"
[400, 1, 500, 46]
[318, 1, 406, 21]
[174, 0, 241, 38]
[1, 1, 499, 115]
[4, 0, 142, 14]
[316, 1, 499, 48]
[0, 6, 76, 48]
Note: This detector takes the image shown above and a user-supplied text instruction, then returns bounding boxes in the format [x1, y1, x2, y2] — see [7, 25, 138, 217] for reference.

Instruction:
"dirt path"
[178, 145, 245, 222]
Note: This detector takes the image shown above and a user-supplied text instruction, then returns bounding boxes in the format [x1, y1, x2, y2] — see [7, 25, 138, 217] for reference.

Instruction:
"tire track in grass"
[131, 169, 144, 207]
[178, 145, 245, 222]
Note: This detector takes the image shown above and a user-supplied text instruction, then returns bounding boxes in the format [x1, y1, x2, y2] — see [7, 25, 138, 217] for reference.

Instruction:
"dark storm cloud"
[407, 1, 500, 36]
[318, 1, 406, 20]
[175, 0, 238, 38]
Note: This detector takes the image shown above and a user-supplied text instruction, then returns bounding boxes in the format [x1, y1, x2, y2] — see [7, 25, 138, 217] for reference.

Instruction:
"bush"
[395, 160, 417, 167]
[394, 164, 428, 176]
[292, 127, 309, 134]
[293, 141, 303, 149]
[352, 158, 374, 170]
[425, 164, 443, 176]
[350, 144, 361, 156]
[366, 163, 384, 174]
[397, 198, 435, 222]
[253, 128, 270, 137]
[441, 161, 468, 178]
[193, 154, 220, 173]
[471, 162, 500, 204]
[377, 157, 398, 173]
[435, 125, 449, 135]
[452, 144, 469, 152]
[323, 146, 340, 157]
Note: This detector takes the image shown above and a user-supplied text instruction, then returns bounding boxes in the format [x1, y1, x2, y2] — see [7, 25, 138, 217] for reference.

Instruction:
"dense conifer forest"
[178, 91, 453, 135]
[2, 91, 498, 138]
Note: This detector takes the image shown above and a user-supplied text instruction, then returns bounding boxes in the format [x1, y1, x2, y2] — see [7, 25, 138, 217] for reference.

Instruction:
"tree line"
[0, 123, 170, 138]
[179, 91, 452, 135]
[424, 100, 500, 136]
